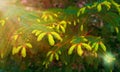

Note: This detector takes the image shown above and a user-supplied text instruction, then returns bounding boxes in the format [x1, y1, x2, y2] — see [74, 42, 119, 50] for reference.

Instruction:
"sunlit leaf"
[12, 46, 22, 55]
[68, 44, 77, 55]
[80, 24, 83, 31]
[94, 43, 99, 51]
[35, 31, 42, 36]
[51, 32, 62, 41]
[21, 47, 26, 57]
[47, 51, 52, 57]
[55, 53, 59, 60]
[60, 25, 65, 33]
[0, 19, 5, 26]
[37, 32, 46, 41]
[100, 42, 106, 51]
[32, 30, 38, 34]
[82, 43, 92, 50]
[26, 43, 32, 48]
[97, 4, 102, 12]
[48, 34, 55, 46]
[49, 53, 54, 62]
[77, 45, 83, 56]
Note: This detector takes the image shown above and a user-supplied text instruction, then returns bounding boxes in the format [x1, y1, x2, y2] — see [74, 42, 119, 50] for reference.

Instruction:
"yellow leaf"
[73, 20, 76, 26]
[12, 46, 22, 55]
[35, 31, 42, 36]
[0, 20, 5, 26]
[48, 15, 53, 20]
[100, 42, 106, 51]
[97, 4, 102, 12]
[68, 44, 77, 55]
[53, 14, 58, 17]
[13, 35, 19, 40]
[47, 51, 52, 57]
[26, 43, 32, 48]
[60, 21, 66, 25]
[81, 7, 86, 14]
[55, 53, 59, 60]
[92, 42, 97, 48]
[48, 34, 55, 46]
[32, 30, 38, 34]
[82, 43, 92, 50]
[80, 24, 83, 31]
[49, 53, 54, 62]
[36, 19, 40, 22]
[56, 25, 60, 32]
[37, 32, 46, 41]
[51, 32, 62, 41]
[77, 45, 83, 56]
[21, 47, 26, 57]
[115, 27, 119, 33]
[94, 43, 99, 51]
[60, 25, 65, 33]
[77, 9, 81, 17]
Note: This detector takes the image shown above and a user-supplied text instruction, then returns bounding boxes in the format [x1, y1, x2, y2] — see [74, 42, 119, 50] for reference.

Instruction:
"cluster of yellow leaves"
[68, 43, 92, 56]
[43, 50, 61, 68]
[92, 41, 106, 52]
[12, 43, 32, 57]
[46, 50, 61, 62]
[32, 30, 62, 46]
[77, 1, 112, 16]
[41, 12, 58, 21]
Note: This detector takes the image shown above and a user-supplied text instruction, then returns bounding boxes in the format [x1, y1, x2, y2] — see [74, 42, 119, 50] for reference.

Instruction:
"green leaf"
[47, 51, 52, 57]
[55, 53, 59, 60]
[100, 42, 106, 51]
[68, 44, 77, 55]
[94, 43, 99, 51]
[49, 54, 54, 62]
